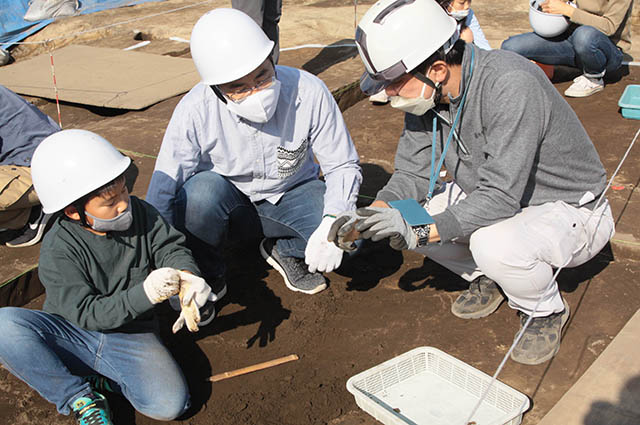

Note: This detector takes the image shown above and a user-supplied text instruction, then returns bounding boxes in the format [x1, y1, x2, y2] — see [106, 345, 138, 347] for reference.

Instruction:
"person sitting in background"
[501, 0, 633, 97]
[0, 84, 59, 247]
[438, 0, 492, 50]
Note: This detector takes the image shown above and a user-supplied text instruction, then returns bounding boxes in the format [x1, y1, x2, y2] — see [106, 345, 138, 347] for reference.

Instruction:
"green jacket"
[39, 196, 200, 332]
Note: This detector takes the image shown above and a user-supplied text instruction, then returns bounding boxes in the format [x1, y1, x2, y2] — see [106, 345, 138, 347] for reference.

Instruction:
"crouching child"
[0, 130, 220, 424]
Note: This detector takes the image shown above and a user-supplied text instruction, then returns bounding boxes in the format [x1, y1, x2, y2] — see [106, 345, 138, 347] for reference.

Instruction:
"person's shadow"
[332, 163, 405, 291]
[397, 256, 470, 293]
[192, 240, 292, 349]
[556, 242, 615, 294]
[584, 375, 640, 424]
[301, 39, 358, 76]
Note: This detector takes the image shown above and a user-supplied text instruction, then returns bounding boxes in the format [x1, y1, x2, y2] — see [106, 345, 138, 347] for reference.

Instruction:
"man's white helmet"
[31, 129, 131, 213]
[190, 8, 275, 85]
[529, 1, 569, 38]
[356, 0, 458, 95]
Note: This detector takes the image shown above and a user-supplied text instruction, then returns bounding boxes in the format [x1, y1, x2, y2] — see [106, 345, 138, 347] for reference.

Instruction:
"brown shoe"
[451, 276, 505, 319]
[511, 298, 570, 365]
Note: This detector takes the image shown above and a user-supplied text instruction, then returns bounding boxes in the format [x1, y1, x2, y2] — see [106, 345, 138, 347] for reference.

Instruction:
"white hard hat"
[31, 129, 131, 213]
[529, 1, 569, 38]
[190, 8, 275, 85]
[356, 0, 458, 95]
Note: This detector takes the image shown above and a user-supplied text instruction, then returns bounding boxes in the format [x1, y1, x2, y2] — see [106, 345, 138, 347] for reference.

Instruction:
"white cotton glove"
[143, 268, 181, 304]
[305, 216, 346, 273]
[171, 271, 212, 333]
[176, 271, 212, 306]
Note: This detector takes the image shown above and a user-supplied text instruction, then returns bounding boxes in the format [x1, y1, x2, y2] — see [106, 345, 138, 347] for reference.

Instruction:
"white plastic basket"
[346, 347, 530, 425]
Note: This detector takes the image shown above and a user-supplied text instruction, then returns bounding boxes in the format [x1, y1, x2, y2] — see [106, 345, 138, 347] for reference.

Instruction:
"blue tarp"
[0, 0, 163, 49]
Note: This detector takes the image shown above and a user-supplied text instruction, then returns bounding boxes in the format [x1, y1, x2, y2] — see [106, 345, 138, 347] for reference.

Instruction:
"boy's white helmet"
[31, 129, 131, 213]
[356, 0, 457, 95]
[190, 8, 275, 85]
[529, 2, 569, 38]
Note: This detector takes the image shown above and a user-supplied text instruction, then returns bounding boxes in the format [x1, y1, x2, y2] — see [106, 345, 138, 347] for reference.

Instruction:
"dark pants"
[232, 0, 283, 63]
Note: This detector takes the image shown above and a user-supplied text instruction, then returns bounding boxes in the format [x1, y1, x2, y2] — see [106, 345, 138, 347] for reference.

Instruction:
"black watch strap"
[412, 224, 430, 247]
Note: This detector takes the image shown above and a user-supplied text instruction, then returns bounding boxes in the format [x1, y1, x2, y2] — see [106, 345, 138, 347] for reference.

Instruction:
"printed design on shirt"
[277, 138, 309, 179]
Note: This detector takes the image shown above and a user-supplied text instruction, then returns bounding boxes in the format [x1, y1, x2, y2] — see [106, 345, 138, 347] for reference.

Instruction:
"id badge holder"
[387, 199, 435, 226]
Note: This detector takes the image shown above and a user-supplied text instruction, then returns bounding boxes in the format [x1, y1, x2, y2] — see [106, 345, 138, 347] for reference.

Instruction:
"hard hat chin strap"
[209, 85, 227, 104]
[70, 199, 90, 227]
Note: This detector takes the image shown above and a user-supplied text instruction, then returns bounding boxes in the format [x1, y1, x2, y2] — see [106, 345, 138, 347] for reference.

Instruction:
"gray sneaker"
[259, 238, 327, 295]
[199, 275, 227, 326]
[451, 276, 505, 319]
[511, 298, 570, 365]
[5, 206, 51, 248]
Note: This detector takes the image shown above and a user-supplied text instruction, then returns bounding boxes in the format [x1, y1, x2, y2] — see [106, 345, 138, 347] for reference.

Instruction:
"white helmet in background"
[356, 0, 458, 95]
[529, 1, 570, 38]
[190, 8, 275, 85]
[31, 129, 131, 213]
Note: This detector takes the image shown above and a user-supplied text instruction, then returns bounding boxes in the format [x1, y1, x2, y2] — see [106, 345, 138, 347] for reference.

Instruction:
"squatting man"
[330, 0, 615, 365]
[146, 8, 362, 296]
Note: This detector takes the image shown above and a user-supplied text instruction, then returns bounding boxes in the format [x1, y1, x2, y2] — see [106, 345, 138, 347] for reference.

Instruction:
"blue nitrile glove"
[354, 207, 417, 251]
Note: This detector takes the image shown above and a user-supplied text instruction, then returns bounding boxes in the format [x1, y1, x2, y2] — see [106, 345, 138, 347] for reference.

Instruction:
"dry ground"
[0, 1, 639, 424]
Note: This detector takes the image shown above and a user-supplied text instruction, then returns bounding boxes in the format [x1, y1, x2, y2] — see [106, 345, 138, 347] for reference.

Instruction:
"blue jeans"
[501, 25, 623, 78]
[175, 171, 325, 274]
[0, 307, 189, 420]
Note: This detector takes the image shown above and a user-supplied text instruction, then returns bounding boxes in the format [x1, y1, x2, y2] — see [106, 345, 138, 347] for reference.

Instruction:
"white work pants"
[414, 182, 615, 317]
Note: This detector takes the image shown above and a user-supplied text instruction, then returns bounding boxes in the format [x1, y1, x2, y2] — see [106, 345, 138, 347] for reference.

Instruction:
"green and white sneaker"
[85, 375, 117, 394]
[72, 391, 113, 425]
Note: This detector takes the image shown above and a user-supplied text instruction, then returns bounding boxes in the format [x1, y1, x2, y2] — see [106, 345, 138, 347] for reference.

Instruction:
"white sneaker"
[564, 75, 604, 98]
[369, 90, 389, 104]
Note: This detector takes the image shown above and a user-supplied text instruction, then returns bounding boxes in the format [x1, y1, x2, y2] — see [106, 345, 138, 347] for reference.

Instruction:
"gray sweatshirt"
[376, 44, 607, 243]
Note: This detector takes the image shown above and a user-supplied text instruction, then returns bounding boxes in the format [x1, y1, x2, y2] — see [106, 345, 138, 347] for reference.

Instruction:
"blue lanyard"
[426, 47, 475, 202]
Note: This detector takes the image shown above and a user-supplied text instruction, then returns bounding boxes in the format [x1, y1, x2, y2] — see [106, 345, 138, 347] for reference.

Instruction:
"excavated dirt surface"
[1, 1, 640, 424]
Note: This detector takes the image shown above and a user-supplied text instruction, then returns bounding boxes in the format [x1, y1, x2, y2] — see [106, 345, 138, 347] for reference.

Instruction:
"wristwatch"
[412, 224, 430, 247]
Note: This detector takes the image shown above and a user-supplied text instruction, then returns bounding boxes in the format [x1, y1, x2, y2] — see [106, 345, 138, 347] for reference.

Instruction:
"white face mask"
[389, 81, 439, 116]
[450, 9, 470, 21]
[224, 79, 281, 123]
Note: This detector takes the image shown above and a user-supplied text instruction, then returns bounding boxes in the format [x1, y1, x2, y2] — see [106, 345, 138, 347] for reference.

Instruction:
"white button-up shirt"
[146, 66, 362, 225]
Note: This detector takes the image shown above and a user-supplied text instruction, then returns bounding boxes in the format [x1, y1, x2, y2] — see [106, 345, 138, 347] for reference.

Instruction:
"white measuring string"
[3, 0, 363, 48]
[463, 126, 640, 425]
[280, 43, 356, 52]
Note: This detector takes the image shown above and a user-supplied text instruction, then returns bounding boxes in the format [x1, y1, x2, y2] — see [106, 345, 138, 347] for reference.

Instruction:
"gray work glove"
[354, 207, 417, 251]
[327, 210, 359, 252]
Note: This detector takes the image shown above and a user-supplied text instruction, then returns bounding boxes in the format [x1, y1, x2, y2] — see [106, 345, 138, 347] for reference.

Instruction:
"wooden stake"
[207, 354, 299, 382]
